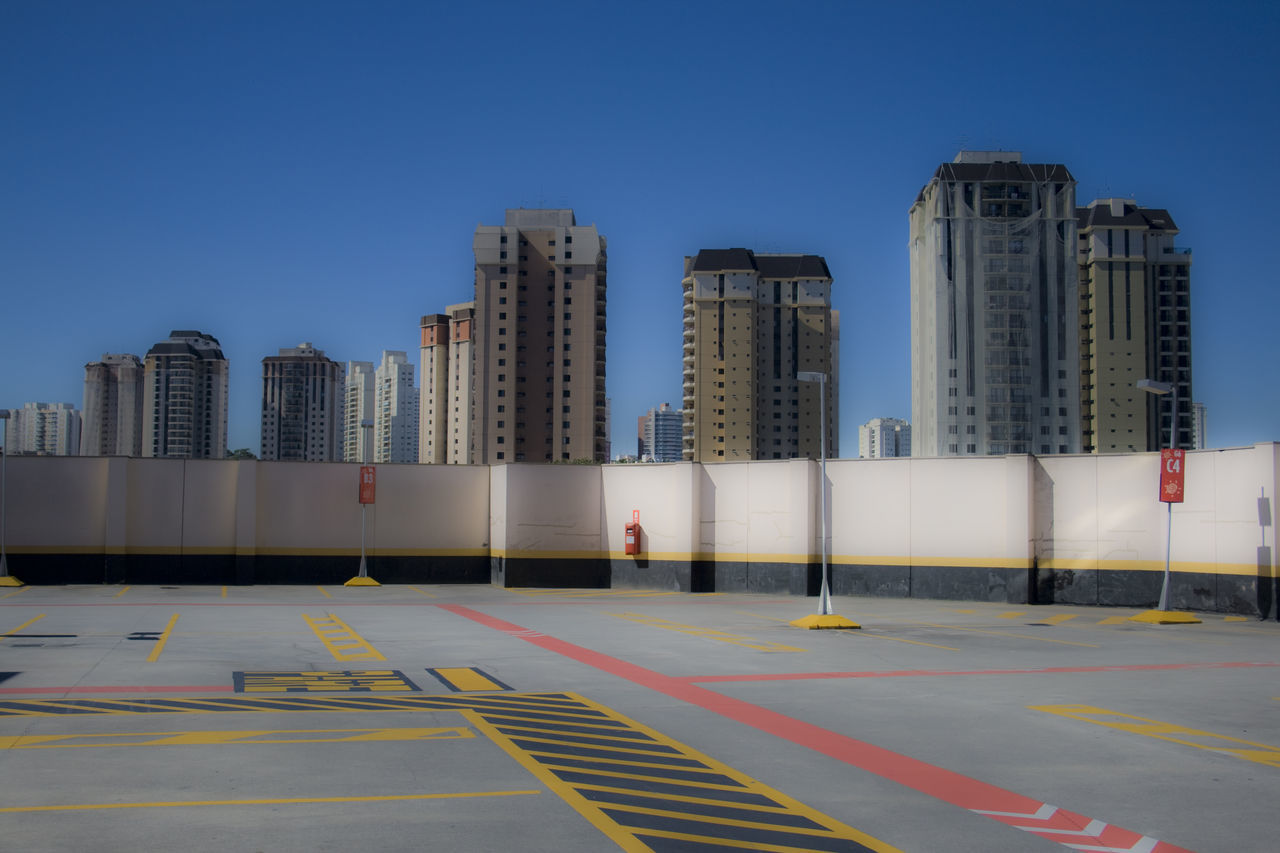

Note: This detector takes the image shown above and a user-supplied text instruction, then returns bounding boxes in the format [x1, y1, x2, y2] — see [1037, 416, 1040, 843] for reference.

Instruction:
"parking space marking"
[996, 611, 1026, 619]
[0, 690, 897, 851]
[1030, 614, 1078, 626]
[316, 586, 332, 598]
[614, 613, 806, 653]
[234, 670, 418, 693]
[0, 726, 474, 750]
[114, 586, 130, 598]
[2, 614, 45, 638]
[409, 586, 436, 597]
[427, 667, 512, 692]
[145, 614, 179, 662]
[1030, 704, 1280, 768]
[0, 789, 541, 815]
[302, 613, 386, 661]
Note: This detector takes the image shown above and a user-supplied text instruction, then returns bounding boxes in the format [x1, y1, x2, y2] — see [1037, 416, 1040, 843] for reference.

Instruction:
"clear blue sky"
[3, 1, 1278, 456]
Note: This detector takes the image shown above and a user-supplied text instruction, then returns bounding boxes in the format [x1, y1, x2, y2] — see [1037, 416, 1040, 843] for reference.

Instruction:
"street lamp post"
[0, 411, 10, 583]
[790, 372, 856, 630]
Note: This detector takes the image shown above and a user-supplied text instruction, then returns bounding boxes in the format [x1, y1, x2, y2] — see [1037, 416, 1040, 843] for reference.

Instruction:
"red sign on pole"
[1159, 449, 1185, 503]
[359, 466, 376, 504]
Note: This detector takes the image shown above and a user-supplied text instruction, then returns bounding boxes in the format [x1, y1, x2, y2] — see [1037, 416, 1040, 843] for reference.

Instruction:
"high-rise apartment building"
[374, 350, 418, 464]
[910, 152, 1080, 457]
[142, 330, 229, 459]
[1191, 402, 1207, 450]
[82, 353, 144, 456]
[681, 249, 838, 462]
[640, 403, 683, 462]
[859, 417, 911, 458]
[1077, 198, 1194, 452]
[419, 302, 475, 464]
[259, 342, 344, 462]
[471, 209, 608, 463]
[343, 361, 375, 463]
[3, 402, 81, 456]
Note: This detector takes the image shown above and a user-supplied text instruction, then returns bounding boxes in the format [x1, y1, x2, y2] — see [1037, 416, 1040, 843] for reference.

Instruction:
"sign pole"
[346, 465, 380, 587]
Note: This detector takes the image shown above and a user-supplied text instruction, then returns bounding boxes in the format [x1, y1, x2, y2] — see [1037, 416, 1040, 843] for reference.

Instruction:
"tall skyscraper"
[471, 209, 608, 463]
[259, 342, 344, 462]
[859, 417, 911, 458]
[419, 302, 475, 464]
[343, 361, 375, 463]
[142, 330, 229, 459]
[1077, 198, 1194, 452]
[681, 249, 838, 462]
[3, 402, 81, 456]
[82, 353, 144, 456]
[375, 350, 418, 463]
[640, 403, 683, 462]
[1191, 402, 1207, 450]
[910, 152, 1080, 457]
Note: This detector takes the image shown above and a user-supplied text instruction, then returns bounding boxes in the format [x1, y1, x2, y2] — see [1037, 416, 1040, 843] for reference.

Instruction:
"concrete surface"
[1, 583, 1277, 852]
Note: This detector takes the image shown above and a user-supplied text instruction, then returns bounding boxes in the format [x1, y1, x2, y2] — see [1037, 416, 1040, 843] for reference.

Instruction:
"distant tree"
[227, 448, 257, 460]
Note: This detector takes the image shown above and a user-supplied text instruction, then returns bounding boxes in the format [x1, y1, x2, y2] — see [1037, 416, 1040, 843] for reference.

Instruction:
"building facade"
[141, 330, 229, 459]
[3, 402, 81, 456]
[1077, 198, 1194, 452]
[343, 361, 375, 463]
[859, 417, 911, 458]
[640, 403, 683, 462]
[471, 209, 608, 463]
[259, 342, 344, 462]
[375, 351, 418, 464]
[910, 152, 1080, 457]
[81, 353, 144, 456]
[681, 249, 838, 462]
[419, 302, 475, 464]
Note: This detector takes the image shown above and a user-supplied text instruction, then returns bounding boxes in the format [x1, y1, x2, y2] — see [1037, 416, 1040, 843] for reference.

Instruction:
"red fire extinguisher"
[624, 521, 641, 556]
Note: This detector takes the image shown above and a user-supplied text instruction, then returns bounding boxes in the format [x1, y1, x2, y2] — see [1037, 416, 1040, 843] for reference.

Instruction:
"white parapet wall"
[2, 444, 1276, 614]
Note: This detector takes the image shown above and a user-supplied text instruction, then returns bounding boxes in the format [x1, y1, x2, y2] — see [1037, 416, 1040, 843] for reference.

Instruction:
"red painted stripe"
[679, 661, 1278, 683]
[438, 603, 1196, 853]
[0, 685, 233, 695]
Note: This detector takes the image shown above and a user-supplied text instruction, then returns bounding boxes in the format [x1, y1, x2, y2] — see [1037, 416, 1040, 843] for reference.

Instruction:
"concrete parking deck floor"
[1, 584, 1277, 853]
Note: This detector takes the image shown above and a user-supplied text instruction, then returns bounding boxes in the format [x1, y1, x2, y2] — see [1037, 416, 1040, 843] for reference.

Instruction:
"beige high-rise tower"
[471, 209, 607, 463]
[82, 353, 144, 456]
[1078, 198, 1193, 452]
[681, 249, 838, 462]
[141, 330, 229, 459]
[419, 301, 475, 464]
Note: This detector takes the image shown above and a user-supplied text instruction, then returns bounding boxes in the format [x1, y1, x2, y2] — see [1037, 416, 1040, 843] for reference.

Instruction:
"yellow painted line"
[221, 586, 228, 598]
[2, 614, 45, 637]
[1098, 616, 1131, 625]
[302, 613, 386, 662]
[845, 632, 960, 652]
[951, 609, 977, 614]
[913, 623, 1099, 647]
[0, 789, 541, 814]
[146, 614, 179, 662]
[1224, 616, 1248, 622]
[316, 586, 332, 598]
[431, 668, 507, 692]
[996, 611, 1026, 619]
[1035, 614, 1079, 625]
[0, 726, 474, 750]
[409, 586, 436, 597]
[1031, 704, 1280, 768]
[614, 613, 806, 653]
[114, 586, 130, 598]
[1, 586, 30, 599]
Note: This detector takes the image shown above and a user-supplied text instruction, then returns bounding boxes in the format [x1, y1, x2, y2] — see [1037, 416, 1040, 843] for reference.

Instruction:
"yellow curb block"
[790, 614, 861, 630]
[0, 576, 24, 587]
[1129, 609, 1201, 625]
[343, 576, 381, 587]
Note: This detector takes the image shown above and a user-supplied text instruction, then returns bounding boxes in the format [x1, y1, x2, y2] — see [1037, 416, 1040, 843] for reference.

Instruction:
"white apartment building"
[142, 330, 229, 459]
[4, 402, 81, 456]
[641, 403, 683, 462]
[910, 152, 1080, 457]
[859, 418, 911, 458]
[343, 361, 375, 463]
[260, 343, 344, 462]
[375, 350, 418, 464]
[82, 353, 144, 456]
